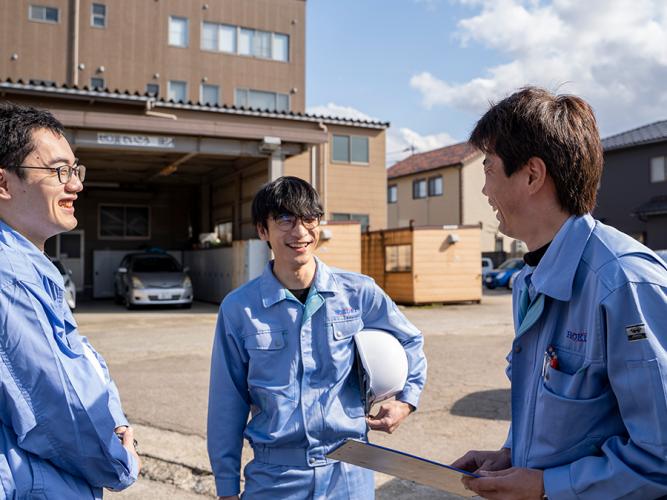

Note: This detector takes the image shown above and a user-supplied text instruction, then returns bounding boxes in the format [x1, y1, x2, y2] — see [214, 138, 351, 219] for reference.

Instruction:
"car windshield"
[51, 259, 67, 276]
[498, 259, 524, 270]
[131, 256, 182, 273]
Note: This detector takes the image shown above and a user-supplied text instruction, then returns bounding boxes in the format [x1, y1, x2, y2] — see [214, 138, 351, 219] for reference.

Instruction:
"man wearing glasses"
[0, 103, 139, 497]
[208, 176, 427, 499]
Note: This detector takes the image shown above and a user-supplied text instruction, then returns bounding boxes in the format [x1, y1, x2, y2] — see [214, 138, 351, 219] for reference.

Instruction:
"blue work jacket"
[0, 221, 138, 498]
[207, 257, 427, 497]
[507, 215, 667, 499]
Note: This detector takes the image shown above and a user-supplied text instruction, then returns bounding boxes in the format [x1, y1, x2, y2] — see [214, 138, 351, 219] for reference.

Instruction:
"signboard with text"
[97, 133, 175, 148]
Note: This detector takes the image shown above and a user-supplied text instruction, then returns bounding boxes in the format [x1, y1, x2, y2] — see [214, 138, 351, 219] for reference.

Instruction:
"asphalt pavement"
[76, 287, 515, 499]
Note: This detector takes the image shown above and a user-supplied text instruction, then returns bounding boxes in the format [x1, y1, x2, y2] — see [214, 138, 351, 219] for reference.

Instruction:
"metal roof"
[602, 120, 667, 151]
[0, 79, 390, 130]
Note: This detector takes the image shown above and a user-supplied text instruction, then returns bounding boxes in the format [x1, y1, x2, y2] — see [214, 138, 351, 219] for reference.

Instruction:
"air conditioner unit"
[259, 136, 281, 154]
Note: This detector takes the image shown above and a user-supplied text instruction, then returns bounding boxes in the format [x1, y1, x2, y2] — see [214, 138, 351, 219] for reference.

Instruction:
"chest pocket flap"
[331, 318, 363, 341]
[243, 330, 287, 351]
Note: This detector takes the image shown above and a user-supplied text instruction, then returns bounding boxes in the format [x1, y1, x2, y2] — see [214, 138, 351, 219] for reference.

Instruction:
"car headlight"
[495, 271, 506, 280]
[131, 277, 146, 289]
[183, 276, 192, 287]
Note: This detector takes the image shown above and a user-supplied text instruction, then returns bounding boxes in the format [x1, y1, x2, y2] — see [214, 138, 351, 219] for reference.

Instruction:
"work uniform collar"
[0, 219, 65, 290]
[529, 214, 595, 302]
[260, 256, 339, 308]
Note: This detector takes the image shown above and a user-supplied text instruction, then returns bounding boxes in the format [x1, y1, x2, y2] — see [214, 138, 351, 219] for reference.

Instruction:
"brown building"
[1, 0, 388, 299]
[386, 142, 522, 256]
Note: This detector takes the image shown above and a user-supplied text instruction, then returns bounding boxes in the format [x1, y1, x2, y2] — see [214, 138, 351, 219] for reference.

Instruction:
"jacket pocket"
[243, 330, 297, 403]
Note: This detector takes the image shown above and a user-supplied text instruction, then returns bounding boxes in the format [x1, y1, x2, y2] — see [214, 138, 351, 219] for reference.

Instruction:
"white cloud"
[306, 103, 458, 167]
[411, 0, 667, 135]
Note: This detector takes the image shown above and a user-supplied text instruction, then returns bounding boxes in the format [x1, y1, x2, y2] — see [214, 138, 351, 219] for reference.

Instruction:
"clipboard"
[325, 439, 480, 498]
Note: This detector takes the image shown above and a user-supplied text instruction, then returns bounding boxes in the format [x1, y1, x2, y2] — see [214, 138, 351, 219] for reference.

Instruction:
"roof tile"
[387, 142, 480, 179]
[602, 120, 667, 151]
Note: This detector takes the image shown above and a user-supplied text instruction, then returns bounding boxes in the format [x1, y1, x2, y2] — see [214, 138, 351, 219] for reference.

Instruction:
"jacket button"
[336, 331, 342, 338]
[275, 341, 281, 347]
[302, 332, 306, 338]
[309, 457, 315, 464]
[514, 346, 522, 354]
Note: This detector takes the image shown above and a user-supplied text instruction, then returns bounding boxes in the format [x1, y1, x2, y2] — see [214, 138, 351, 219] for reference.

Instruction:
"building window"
[90, 77, 105, 89]
[385, 245, 412, 272]
[99, 205, 150, 239]
[428, 176, 443, 196]
[332, 135, 369, 163]
[201, 84, 220, 106]
[201, 22, 289, 61]
[388, 185, 397, 203]
[332, 213, 370, 232]
[216, 221, 233, 246]
[169, 16, 189, 47]
[168, 80, 188, 103]
[29, 4, 59, 23]
[235, 88, 289, 112]
[28, 78, 57, 86]
[495, 238, 503, 251]
[413, 179, 426, 199]
[91, 3, 106, 28]
[650, 156, 667, 183]
[146, 83, 159, 97]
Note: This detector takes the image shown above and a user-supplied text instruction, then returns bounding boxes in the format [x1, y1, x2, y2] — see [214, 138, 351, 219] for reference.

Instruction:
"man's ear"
[0, 169, 12, 201]
[257, 222, 269, 242]
[526, 157, 548, 194]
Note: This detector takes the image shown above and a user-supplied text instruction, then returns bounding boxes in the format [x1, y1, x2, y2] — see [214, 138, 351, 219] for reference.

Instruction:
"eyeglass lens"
[275, 214, 321, 230]
[58, 165, 86, 183]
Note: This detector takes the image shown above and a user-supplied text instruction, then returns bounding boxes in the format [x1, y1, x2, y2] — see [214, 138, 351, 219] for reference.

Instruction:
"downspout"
[310, 145, 316, 187]
[145, 100, 178, 120]
[459, 164, 464, 225]
[318, 122, 328, 218]
[71, 0, 80, 86]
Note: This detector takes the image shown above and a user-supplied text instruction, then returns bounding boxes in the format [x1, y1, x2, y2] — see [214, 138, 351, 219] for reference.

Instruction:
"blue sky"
[305, 0, 667, 165]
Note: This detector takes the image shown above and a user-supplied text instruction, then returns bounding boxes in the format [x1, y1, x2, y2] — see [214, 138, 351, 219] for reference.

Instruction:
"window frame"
[91, 3, 106, 28]
[168, 15, 189, 48]
[90, 77, 105, 90]
[413, 179, 426, 199]
[146, 83, 159, 97]
[234, 87, 289, 112]
[331, 134, 370, 165]
[98, 204, 151, 240]
[650, 155, 667, 184]
[29, 4, 59, 24]
[168, 80, 189, 103]
[199, 21, 289, 62]
[201, 83, 220, 106]
[428, 175, 443, 196]
[385, 244, 412, 273]
[331, 213, 370, 232]
[388, 185, 398, 204]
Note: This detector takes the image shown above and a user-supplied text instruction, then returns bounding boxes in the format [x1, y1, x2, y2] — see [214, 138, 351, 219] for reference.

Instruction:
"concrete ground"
[76, 288, 514, 499]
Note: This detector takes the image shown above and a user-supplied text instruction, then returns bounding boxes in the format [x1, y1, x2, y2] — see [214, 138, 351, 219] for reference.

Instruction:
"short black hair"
[252, 176, 324, 232]
[469, 86, 602, 216]
[0, 102, 66, 181]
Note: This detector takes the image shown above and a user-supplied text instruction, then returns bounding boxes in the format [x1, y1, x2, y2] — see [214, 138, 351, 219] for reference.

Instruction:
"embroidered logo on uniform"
[336, 308, 358, 316]
[626, 323, 647, 342]
[567, 331, 587, 342]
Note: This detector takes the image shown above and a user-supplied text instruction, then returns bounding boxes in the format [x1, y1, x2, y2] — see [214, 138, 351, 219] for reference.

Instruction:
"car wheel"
[114, 286, 123, 305]
[125, 289, 135, 310]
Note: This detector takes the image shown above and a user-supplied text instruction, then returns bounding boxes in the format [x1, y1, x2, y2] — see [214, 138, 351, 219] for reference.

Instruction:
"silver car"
[114, 252, 193, 309]
[51, 258, 76, 310]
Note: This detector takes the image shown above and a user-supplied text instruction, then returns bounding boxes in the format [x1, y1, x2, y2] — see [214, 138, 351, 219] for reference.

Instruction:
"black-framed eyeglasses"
[2, 162, 86, 184]
[268, 213, 323, 231]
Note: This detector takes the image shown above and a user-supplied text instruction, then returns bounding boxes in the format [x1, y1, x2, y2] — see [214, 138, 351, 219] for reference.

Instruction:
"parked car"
[481, 257, 494, 279]
[484, 258, 526, 289]
[51, 258, 76, 310]
[114, 252, 193, 309]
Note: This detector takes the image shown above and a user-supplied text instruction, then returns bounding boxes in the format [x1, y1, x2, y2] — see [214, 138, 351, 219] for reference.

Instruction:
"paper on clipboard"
[325, 439, 480, 498]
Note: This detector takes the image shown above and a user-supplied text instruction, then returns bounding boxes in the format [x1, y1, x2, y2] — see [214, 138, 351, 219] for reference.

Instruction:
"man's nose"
[291, 218, 309, 235]
[65, 172, 83, 193]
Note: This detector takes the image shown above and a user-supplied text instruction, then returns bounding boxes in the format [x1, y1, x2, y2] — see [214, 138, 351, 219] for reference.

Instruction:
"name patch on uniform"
[566, 331, 587, 342]
[626, 323, 647, 342]
[336, 308, 358, 316]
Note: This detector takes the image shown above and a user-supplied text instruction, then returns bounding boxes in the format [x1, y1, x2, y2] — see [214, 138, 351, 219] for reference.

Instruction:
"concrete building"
[386, 142, 522, 258]
[595, 120, 667, 250]
[2, 0, 389, 298]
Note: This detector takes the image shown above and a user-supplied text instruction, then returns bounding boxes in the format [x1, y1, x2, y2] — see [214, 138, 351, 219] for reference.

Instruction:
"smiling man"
[207, 176, 427, 499]
[0, 103, 139, 498]
[452, 87, 667, 499]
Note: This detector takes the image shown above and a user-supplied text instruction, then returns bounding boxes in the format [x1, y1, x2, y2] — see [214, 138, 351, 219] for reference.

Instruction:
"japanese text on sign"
[97, 133, 175, 148]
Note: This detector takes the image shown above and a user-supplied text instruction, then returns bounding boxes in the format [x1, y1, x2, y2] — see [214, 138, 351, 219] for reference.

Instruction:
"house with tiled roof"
[386, 142, 522, 255]
[594, 119, 667, 249]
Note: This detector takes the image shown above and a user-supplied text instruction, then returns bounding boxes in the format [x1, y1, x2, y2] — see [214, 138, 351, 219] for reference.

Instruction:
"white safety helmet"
[354, 329, 409, 414]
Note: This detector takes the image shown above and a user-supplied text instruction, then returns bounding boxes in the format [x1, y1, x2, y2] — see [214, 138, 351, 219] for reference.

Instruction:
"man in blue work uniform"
[0, 103, 139, 497]
[452, 86, 667, 499]
[207, 176, 427, 499]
